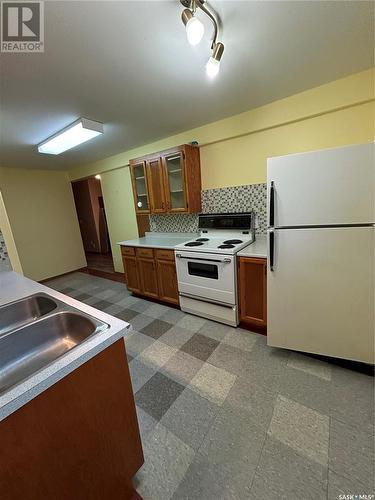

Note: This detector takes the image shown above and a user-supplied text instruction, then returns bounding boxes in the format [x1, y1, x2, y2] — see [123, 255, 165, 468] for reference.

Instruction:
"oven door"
[175, 251, 236, 305]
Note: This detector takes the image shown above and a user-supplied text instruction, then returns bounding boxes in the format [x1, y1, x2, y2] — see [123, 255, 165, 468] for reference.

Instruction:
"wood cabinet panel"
[156, 259, 179, 305]
[0, 340, 143, 500]
[163, 152, 187, 213]
[121, 246, 135, 256]
[130, 144, 201, 218]
[138, 258, 159, 298]
[121, 245, 179, 306]
[122, 255, 140, 293]
[129, 161, 150, 214]
[136, 247, 154, 259]
[136, 215, 150, 237]
[146, 158, 166, 213]
[155, 249, 174, 261]
[238, 257, 267, 328]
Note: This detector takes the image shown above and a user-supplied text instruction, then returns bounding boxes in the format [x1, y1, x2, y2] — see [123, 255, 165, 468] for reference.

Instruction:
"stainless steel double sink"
[0, 293, 108, 395]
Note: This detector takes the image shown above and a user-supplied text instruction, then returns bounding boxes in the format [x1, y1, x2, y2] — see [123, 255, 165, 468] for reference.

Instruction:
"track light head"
[181, 8, 204, 46]
[206, 42, 224, 78]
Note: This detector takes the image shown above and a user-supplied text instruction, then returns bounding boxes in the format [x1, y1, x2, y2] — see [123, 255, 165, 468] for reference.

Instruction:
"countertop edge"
[0, 272, 132, 422]
[237, 236, 268, 259]
[0, 326, 131, 422]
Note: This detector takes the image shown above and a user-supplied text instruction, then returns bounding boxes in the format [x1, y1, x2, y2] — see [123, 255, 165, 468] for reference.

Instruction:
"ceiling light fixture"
[180, 0, 224, 78]
[38, 118, 103, 155]
[206, 41, 224, 78]
[182, 8, 204, 46]
[95, 174, 101, 180]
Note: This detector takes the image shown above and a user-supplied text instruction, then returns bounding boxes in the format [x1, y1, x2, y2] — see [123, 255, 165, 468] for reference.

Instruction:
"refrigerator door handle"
[269, 181, 275, 227]
[269, 230, 275, 271]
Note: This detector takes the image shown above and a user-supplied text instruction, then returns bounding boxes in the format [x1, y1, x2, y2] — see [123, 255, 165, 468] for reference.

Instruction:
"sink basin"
[0, 311, 107, 395]
[0, 294, 57, 337]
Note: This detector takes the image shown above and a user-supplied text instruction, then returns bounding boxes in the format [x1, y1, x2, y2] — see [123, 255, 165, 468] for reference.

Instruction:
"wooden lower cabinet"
[122, 255, 141, 293]
[138, 258, 159, 298]
[0, 340, 143, 500]
[122, 246, 179, 305]
[238, 257, 267, 329]
[157, 259, 179, 305]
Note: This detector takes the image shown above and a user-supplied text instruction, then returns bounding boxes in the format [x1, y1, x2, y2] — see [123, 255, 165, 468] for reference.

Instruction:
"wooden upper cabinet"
[146, 157, 167, 213]
[129, 145, 201, 215]
[238, 257, 267, 328]
[163, 152, 187, 213]
[129, 161, 151, 214]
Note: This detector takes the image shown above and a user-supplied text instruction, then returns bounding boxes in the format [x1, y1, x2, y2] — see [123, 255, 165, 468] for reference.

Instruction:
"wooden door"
[129, 161, 151, 214]
[162, 152, 187, 213]
[157, 259, 179, 305]
[122, 256, 141, 293]
[138, 258, 159, 298]
[238, 257, 267, 327]
[146, 158, 167, 213]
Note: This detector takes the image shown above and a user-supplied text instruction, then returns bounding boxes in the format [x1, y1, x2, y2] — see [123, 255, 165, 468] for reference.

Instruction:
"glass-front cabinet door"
[163, 152, 187, 212]
[130, 161, 150, 213]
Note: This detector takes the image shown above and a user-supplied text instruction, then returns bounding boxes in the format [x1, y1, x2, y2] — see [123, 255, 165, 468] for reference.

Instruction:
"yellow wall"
[69, 69, 374, 273]
[0, 168, 86, 281]
[70, 69, 374, 186]
[100, 168, 139, 273]
[0, 191, 23, 274]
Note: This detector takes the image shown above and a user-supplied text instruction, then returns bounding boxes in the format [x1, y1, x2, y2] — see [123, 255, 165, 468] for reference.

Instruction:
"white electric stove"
[174, 213, 255, 326]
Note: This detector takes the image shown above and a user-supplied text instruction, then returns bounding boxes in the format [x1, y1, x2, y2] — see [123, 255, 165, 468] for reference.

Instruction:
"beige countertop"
[237, 235, 267, 259]
[118, 232, 198, 250]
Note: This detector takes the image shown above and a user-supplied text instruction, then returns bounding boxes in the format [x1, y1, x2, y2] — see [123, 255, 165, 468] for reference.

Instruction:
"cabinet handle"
[269, 181, 275, 227]
[269, 230, 275, 271]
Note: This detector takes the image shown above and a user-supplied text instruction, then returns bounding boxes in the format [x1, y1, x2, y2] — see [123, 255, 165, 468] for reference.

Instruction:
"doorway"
[72, 176, 115, 277]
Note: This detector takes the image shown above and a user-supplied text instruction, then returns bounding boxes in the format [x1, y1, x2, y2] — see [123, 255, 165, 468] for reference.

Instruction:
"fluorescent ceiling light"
[38, 118, 103, 155]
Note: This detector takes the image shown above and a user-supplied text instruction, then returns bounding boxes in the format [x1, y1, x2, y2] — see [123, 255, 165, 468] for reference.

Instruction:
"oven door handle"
[175, 254, 231, 264]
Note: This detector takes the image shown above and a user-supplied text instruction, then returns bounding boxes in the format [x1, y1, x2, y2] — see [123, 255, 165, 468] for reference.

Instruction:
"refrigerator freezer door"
[267, 143, 374, 227]
[267, 227, 374, 364]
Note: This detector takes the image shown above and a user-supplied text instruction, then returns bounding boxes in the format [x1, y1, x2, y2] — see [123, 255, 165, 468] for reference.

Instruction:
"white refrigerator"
[267, 143, 374, 364]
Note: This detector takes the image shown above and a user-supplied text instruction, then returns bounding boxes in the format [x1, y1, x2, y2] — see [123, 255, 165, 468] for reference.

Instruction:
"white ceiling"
[1, 0, 373, 170]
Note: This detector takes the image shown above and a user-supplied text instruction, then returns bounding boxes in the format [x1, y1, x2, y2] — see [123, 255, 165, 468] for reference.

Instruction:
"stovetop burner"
[218, 244, 235, 249]
[185, 241, 204, 247]
[223, 239, 243, 244]
[196, 238, 209, 242]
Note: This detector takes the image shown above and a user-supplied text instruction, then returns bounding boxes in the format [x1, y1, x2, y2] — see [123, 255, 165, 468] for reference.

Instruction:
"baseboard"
[40, 267, 126, 285]
[40, 267, 87, 284]
[81, 267, 126, 283]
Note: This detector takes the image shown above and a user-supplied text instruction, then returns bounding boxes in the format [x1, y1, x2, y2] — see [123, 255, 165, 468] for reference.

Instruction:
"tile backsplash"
[201, 183, 267, 232]
[150, 183, 267, 233]
[0, 231, 11, 271]
[149, 213, 199, 233]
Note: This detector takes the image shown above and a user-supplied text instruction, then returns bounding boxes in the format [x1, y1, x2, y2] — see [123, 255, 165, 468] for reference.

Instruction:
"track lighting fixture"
[206, 41, 224, 78]
[181, 8, 204, 46]
[180, 0, 224, 78]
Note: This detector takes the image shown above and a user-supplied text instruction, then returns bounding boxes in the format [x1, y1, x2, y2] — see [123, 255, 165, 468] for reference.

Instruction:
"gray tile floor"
[47, 272, 375, 500]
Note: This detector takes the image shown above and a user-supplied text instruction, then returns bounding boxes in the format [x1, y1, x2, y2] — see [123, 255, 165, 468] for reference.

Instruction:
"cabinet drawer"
[136, 247, 154, 259]
[121, 246, 135, 256]
[155, 249, 175, 261]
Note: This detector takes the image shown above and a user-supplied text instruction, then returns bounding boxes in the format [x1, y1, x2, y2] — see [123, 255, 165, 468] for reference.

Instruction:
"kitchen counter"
[0, 271, 131, 421]
[118, 231, 199, 250]
[237, 235, 267, 259]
